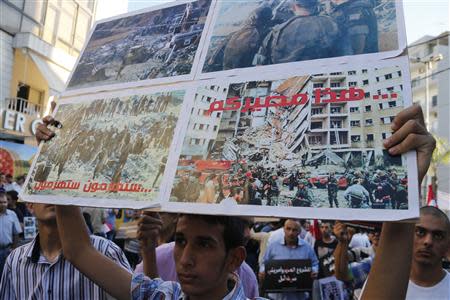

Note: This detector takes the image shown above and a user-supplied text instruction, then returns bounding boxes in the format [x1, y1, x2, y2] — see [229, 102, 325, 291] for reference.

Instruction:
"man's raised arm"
[361, 104, 435, 300]
[55, 206, 132, 300]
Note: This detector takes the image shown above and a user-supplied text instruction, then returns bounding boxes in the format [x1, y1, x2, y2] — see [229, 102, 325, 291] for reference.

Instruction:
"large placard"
[21, 1, 419, 221]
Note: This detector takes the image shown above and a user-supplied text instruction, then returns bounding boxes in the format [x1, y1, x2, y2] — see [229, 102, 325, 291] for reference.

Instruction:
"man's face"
[233, 191, 243, 202]
[284, 220, 300, 245]
[28, 203, 57, 223]
[369, 231, 380, 248]
[0, 174, 5, 184]
[413, 214, 450, 267]
[320, 223, 332, 238]
[0, 195, 7, 213]
[173, 216, 236, 298]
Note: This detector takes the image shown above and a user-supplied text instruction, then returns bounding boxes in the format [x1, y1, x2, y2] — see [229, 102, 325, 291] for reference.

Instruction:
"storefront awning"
[28, 52, 70, 95]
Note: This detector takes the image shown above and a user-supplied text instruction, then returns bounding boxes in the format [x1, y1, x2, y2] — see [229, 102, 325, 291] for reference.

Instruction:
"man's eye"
[433, 232, 445, 241]
[415, 228, 426, 237]
[175, 237, 186, 247]
[199, 240, 212, 248]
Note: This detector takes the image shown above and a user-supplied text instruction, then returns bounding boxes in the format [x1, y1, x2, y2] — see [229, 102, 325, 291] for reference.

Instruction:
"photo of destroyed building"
[26, 90, 185, 203]
[202, 0, 400, 73]
[171, 64, 409, 210]
[68, 0, 212, 90]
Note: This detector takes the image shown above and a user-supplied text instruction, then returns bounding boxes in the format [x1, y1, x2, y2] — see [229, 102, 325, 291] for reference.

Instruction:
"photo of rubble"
[67, 0, 212, 90]
[25, 90, 185, 204]
[170, 64, 411, 211]
[202, 0, 400, 73]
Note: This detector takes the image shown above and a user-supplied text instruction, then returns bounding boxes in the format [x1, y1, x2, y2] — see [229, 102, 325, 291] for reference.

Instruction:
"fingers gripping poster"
[21, 0, 419, 221]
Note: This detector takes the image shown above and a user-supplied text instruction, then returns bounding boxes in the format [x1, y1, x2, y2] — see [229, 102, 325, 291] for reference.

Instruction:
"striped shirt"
[0, 235, 131, 299]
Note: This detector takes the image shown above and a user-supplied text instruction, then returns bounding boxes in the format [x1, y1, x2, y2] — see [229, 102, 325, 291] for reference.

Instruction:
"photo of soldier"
[27, 90, 184, 202]
[68, 0, 212, 90]
[203, 0, 398, 73]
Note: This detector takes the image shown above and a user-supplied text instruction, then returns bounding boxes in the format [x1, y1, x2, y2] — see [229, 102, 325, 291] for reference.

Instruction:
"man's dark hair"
[178, 214, 246, 252]
[7, 190, 19, 201]
[420, 206, 450, 233]
[0, 191, 6, 199]
[229, 187, 242, 197]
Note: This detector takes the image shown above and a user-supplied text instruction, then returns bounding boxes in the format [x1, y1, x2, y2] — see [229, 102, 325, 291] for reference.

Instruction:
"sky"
[127, 0, 449, 44]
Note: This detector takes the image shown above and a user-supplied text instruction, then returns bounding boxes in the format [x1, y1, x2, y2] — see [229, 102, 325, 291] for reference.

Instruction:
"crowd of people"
[0, 104, 447, 300]
[171, 164, 408, 210]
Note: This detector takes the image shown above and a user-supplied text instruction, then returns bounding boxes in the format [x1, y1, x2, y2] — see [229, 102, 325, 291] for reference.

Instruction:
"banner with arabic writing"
[21, 85, 191, 209]
[161, 56, 419, 221]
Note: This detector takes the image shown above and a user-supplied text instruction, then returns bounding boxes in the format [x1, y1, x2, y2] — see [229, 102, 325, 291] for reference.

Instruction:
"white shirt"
[406, 271, 450, 300]
[349, 233, 370, 249]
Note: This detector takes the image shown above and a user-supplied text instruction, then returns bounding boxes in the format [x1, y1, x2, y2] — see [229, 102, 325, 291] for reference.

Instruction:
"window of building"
[206, 96, 212, 103]
[365, 119, 373, 126]
[350, 120, 360, 127]
[397, 71, 402, 77]
[311, 122, 323, 129]
[364, 92, 370, 98]
[367, 134, 374, 141]
[382, 132, 392, 139]
[362, 69, 368, 73]
[58, 1, 77, 44]
[387, 87, 394, 91]
[432, 95, 438, 107]
[213, 125, 218, 131]
[216, 112, 221, 118]
[313, 83, 324, 88]
[385, 73, 393, 80]
[349, 81, 357, 87]
[311, 108, 323, 115]
[330, 72, 342, 75]
[350, 107, 359, 113]
[363, 79, 369, 85]
[348, 71, 356, 75]
[308, 136, 323, 145]
[330, 107, 342, 114]
[351, 135, 361, 142]
[388, 101, 397, 108]
[16, 83, 30, 100]
[331, 121, 342, 128]
[331, 82, 341, 88]
[365, 105, 372, 112]
[199, 124, 204, 130]
[376, 77, 380, 82]
[74, 8, 91, 50]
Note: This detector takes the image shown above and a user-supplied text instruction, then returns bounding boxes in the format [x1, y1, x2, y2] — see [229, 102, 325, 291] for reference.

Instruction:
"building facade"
[409, 32, 450, 205]
[0, 0, 127, 146]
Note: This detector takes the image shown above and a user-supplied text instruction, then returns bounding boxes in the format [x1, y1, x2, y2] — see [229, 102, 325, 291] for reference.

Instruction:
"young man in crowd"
[55, 208, 263, 300]
[314, 221, 338, 278]
[133, 214, 260, 298]
[334, 206, 450, 299]
[0, 191, 22, 275]
[0, 202, 132, 299]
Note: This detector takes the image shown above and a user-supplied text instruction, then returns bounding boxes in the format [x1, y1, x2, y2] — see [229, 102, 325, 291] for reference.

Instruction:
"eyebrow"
[415, 226, 446, 235]
[196, 236, 218, 245]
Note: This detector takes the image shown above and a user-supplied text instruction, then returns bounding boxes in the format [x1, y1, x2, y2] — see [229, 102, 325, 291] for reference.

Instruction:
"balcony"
[2, 98, 42, 118]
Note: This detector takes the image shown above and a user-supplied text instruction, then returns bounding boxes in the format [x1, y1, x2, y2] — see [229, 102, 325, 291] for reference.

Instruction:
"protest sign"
[23, 217, 37, 240]
[263, 259, 313, 292]
[21, 85, 193, 208]
[162, 57, 419, 221]
[21, 0, 419, 221]
[65, 0, 214, 96]
[317, 276, 346, 300]
[198, 0, 406, 78]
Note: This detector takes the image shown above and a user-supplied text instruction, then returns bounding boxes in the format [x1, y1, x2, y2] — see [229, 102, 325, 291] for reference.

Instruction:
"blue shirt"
[0, 209, 22, 246]
[131, 272, 266, 300]
[262, 238, 319, 273]
[262, 238, 319, 300]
